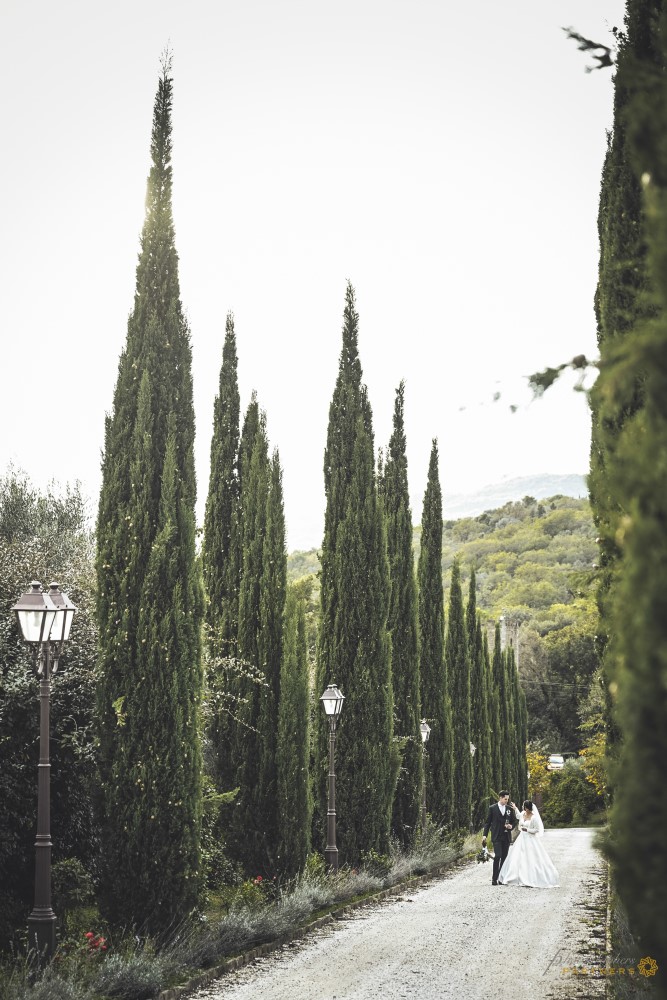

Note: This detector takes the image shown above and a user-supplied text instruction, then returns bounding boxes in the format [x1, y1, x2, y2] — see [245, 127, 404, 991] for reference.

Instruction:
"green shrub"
[91, 952, 171, 1000]
[360, 850, 392, 879]
[303, 853, 326, 880]
[542, 760, 603, 825]
[2, 965, 87, 1000]
[51, 861, 94, 914]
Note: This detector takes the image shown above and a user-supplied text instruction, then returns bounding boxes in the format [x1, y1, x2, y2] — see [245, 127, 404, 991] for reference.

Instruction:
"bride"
[498, 800, 559, 888]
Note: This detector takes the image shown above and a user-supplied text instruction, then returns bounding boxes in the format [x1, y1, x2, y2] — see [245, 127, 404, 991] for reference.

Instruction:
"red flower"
[85, 932, 94, 939]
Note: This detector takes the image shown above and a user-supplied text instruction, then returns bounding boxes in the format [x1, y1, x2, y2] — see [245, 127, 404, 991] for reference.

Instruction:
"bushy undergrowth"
[1, 826, 464, 1000]
[91, 952, 173, 1000]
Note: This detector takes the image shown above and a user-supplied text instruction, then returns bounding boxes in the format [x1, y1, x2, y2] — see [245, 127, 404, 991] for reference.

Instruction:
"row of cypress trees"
[314, 283, 527, 857]
[589, 0, 667, 973]
[95, 57, 527, 934]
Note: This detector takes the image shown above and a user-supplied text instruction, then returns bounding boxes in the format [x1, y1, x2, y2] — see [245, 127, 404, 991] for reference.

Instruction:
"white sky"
[0, 0, 624, 550]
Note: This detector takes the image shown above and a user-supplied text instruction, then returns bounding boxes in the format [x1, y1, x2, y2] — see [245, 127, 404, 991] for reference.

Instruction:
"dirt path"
[191, 829, 607, 1000]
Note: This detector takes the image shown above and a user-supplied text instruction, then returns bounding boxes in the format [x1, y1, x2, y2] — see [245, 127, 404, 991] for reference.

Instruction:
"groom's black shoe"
[492, 880, 498, 885]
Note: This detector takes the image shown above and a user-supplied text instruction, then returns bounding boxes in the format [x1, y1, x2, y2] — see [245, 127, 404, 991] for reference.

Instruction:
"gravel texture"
[190, 829, 607, 1000]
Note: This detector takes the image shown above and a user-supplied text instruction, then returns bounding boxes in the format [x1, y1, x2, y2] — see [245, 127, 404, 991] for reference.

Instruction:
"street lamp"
[320, 683, 345, 872]
[420, 720, 431, 830]
[12, 581, 77, 960]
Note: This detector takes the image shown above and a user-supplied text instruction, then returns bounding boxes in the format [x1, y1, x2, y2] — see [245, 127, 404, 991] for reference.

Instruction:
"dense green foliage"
[201, 314, 242, 810]
[437, 496, 597, 621]
[255, 451, 287, 867]
[438, 495, 598, 757]
[227, 402, 288, 873]
[277, 584, 312, 874]
[589, 0, 667, 975]
[289, 493, 597, 757]
[490, 626, 506, 784]
[467, 574, 492, 829]
[417, 441, 453, 822]
[445, 561, 471, 829]
[290, 495, 597, 628]
[381, 383, 422, 844]
[507, 647, 528, 803]
[202, 312, 241, 657]
[316, 282, 398, 862]
[95, 60, 204, 931]
[0, 472, 98, 949]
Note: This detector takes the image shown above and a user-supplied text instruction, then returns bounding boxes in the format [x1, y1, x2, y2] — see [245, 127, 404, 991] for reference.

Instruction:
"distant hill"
[288, 484, 595, 628]
[438, 473, 587, 521]
[433, 493, 596, 624]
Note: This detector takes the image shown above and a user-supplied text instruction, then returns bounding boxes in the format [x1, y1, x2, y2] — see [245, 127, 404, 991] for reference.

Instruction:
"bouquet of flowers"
[476, 845, 495, 864]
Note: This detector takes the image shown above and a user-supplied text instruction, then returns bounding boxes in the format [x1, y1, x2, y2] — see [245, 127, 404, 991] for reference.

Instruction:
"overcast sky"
[0, 0, 624, 550]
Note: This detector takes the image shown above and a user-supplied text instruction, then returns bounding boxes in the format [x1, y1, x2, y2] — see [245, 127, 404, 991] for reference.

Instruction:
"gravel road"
[191, 829, 607, 1000]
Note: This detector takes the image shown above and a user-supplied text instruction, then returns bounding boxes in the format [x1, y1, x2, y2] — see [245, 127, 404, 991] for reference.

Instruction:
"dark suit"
[483, 802, 518, 883]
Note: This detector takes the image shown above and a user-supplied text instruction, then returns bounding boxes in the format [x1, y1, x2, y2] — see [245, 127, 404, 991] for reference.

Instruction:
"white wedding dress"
[498, 805, 559, 888]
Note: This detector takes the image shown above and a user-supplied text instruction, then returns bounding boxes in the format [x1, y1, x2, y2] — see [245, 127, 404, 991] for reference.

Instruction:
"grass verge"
[0, 826, 471, 1000]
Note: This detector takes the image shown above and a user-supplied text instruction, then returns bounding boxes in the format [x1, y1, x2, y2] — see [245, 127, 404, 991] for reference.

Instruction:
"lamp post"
[419, 720, 431, 831]
[12, 581, 77, 960]
[320, 683, 345, 872]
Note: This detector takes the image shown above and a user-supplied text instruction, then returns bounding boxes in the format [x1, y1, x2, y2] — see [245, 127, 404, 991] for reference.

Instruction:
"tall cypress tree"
[503, 643, 524, 798]
[589, 0, 658, 753]
[417, 440, 452, 822]
[277, 583, 312, 874]
[255, 450, 287, 867]
[227, 400, 271, 869]
[511, 650, 528, 802]
[481, 628, 495, 808]
[490, 625, 505, 788]
[382, 382, 422, 844]
[446, 560, 471, 830]
[467, 573, 491, 830]
[591, 2, 667, 969]
[316, 282, 397, 862]
[96, 56, 203, 930]
[202, 314, 241, 794]
[202, 313, 241, 654]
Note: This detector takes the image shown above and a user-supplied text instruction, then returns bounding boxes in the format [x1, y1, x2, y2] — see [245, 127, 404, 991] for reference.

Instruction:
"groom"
[482, 790, 518, 886]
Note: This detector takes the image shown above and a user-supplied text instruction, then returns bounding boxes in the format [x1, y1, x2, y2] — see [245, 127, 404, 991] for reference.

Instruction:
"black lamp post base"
[324, 846, 339, 873]
[28, 911, 56, 962]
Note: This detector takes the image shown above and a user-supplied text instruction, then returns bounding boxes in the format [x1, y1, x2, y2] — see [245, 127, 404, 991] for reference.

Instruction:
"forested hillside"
[437, 494, 596, 624]
[288, 494, 598, 755]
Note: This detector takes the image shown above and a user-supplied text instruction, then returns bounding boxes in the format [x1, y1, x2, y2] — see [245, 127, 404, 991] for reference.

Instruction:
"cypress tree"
[255, 450, 287, 867]
[225, 412, 286, 874]
[382, 382, 422, 844]
[513, 654, 528, 802]
[482, 628, 496, 809]
[316, 281, 397, 862]
[417, 440, 452, 822]
[490, 625, 505, 788]
[503, 646, 519, 799]
[227, 400, 271, 869]
[445, 560, 471, 830]
[202, 313, 241, 795]
[96, 56, 203, 930]
[502, 643, 517, 801]
[589, 0, 659, 754]
[277, 584, 312, 875]
[467, 573, 491, 830]
[591, 2, 667, 969]
[202, 312, 241, 654]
